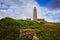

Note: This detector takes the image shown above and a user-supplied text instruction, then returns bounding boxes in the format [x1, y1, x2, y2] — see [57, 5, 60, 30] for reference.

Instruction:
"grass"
[0, 17, 60, 40]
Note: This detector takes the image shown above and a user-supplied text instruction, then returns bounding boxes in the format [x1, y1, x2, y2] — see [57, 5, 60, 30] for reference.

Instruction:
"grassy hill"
[0, 17, 60, 40]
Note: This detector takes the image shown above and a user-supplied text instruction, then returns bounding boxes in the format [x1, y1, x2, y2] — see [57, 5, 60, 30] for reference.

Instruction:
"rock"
[32, 36, 39, 40]
[19, 29, 39, 40]
[19, 29, 36, 39]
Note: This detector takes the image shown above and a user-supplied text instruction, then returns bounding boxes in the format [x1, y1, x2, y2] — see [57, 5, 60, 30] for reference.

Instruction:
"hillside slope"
[0, 17, 60, 40]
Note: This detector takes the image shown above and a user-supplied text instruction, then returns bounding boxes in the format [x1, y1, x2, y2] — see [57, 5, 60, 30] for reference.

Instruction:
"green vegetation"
[0, 17, 60, 40]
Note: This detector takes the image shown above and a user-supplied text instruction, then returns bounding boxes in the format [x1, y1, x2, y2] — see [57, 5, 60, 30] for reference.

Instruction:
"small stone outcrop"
[32, 36, 39, 40]
[19, 29, 39, 40]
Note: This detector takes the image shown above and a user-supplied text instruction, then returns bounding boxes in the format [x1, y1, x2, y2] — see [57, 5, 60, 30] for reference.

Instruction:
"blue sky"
[0, 0, 60, 22]
[35, 0, 51, 6]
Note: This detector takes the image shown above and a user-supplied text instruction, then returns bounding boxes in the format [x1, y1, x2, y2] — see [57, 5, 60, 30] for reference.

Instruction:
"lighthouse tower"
[33, 7, 37, 21]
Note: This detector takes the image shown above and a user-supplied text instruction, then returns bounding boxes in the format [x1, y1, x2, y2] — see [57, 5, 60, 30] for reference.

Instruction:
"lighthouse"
[33, 7, 37, 21]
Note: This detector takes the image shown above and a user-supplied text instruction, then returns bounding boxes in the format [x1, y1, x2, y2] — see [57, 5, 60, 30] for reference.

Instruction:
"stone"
[20, 29, 36, 39]
[32, 36, 39, 40]
[19, 29, 39, 40]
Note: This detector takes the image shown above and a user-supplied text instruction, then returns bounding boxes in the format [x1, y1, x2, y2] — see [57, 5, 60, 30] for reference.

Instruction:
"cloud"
[0, 0, 60, 22]
[0, 0, 39, 19]
[0, 0, 15, 10]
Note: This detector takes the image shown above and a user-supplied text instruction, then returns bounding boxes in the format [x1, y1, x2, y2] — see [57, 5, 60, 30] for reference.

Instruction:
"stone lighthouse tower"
[33, 7, 37, 21]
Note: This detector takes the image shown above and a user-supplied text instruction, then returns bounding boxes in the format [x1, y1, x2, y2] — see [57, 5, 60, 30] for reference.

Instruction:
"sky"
[0, 0, 60, 22]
